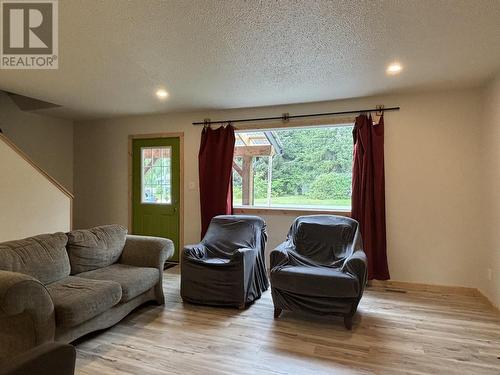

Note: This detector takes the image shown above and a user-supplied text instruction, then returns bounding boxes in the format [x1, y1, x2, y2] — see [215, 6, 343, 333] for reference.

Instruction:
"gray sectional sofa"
[0, 225, 174, 359]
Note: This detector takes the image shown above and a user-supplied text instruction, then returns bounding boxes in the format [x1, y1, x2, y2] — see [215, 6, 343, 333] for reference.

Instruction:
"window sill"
[233, 206, 351, 217]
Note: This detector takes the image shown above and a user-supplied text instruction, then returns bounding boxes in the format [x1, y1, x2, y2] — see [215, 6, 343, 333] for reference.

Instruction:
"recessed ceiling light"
[386, 62, 403, 75]
[156, 89, 169, 99]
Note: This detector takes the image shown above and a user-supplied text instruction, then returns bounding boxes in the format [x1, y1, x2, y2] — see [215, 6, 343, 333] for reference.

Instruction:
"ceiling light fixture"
[386, 62, 403, 75]
[156, 89, 169, 99]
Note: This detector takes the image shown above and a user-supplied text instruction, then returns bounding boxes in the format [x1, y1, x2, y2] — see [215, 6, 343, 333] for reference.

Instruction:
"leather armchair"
[270, 215, 367, 329]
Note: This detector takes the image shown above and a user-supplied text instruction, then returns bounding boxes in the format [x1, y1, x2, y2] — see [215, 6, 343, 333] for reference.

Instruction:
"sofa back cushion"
[0, 233, 70, 284]
[66, 225, 127, 274]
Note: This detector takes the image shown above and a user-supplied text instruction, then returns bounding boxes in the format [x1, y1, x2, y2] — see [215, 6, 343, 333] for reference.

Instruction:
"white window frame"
[140, 146, 172, 205]
[232, 123, 353, 215]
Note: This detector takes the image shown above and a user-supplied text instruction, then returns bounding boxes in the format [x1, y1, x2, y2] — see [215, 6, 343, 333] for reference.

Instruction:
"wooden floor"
[75, 267, 500, 375]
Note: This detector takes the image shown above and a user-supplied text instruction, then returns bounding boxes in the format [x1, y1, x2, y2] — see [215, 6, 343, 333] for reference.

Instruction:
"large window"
[232, 124, 353, 210]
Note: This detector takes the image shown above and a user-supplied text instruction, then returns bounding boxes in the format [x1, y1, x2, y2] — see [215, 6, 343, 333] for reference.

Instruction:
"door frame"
[128, 132, 184, 255]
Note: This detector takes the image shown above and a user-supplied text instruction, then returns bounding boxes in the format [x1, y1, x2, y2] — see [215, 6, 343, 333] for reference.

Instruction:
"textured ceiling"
[0, 0, 499, 120]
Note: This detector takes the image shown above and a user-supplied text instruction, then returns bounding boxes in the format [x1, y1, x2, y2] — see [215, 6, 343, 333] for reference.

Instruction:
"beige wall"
[0, 137, 72, 242]
[74, 87, 486, 290]
[479, 74, 500, 307]
[0, 92, 74, 191]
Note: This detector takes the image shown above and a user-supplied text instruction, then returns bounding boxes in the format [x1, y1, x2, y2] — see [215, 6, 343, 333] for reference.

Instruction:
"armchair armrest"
[182, 243, 208, 260]
[0, 342, 75, 375]
[270, 242, 292, 268]
[233, 248, 259, 300]
[342, 250, 368, 293]
[231, 247, 258, 263]
[0, 271, 55, 358]
[120, 235, 173, 269]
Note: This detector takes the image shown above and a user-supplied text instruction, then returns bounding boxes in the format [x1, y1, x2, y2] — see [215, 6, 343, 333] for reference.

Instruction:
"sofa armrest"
[0, 342, 75, 375]
[120, 235, 173, 269]
[0, 271, 55, 359]
[119, 235, 173, 305]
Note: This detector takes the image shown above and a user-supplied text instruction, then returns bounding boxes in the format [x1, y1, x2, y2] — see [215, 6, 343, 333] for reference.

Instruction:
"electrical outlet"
[487, 268, 492, 281]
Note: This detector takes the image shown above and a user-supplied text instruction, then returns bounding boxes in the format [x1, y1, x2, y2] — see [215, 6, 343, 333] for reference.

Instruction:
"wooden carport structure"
[233, 131, 283, 205]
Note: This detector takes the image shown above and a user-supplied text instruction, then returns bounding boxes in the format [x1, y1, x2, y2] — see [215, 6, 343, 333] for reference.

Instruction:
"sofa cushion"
[78, 264, 159, 302]
[271, 265, 360, 298]
[46, 276, 122, 328]
[66, 225, 127, 274]
[0, 233, 70, 285]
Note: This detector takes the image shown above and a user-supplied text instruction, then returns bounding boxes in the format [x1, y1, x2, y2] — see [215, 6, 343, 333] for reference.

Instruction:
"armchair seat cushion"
[271, 265, 360, 298]
[78, 264, 159, 302]
[46, 276, 122, 328]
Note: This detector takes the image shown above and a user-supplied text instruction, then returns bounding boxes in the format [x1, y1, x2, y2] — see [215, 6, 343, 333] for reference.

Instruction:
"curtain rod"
[192, 106, 400, 125]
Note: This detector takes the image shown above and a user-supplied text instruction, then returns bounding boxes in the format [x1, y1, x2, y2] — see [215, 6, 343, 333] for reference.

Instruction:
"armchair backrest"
[287, 215, 359, 265]
[202, 215, 267, 257]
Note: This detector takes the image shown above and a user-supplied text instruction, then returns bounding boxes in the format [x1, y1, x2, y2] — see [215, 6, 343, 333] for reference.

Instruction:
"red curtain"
[198, 125, 235, 238]
[351, 114, 390, 280]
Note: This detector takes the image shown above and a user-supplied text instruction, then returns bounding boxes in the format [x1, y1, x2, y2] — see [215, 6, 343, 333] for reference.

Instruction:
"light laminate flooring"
[75, 266, 500, 375]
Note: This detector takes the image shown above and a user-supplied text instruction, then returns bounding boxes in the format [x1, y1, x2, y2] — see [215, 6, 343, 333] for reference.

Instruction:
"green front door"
[132, 137, 180, 261]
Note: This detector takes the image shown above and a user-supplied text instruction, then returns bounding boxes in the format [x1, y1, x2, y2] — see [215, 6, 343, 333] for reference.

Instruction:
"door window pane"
[141, 146, 171, 204]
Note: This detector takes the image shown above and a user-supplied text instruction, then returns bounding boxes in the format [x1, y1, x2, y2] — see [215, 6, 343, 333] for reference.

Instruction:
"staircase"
[0, 133, 72, 242]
